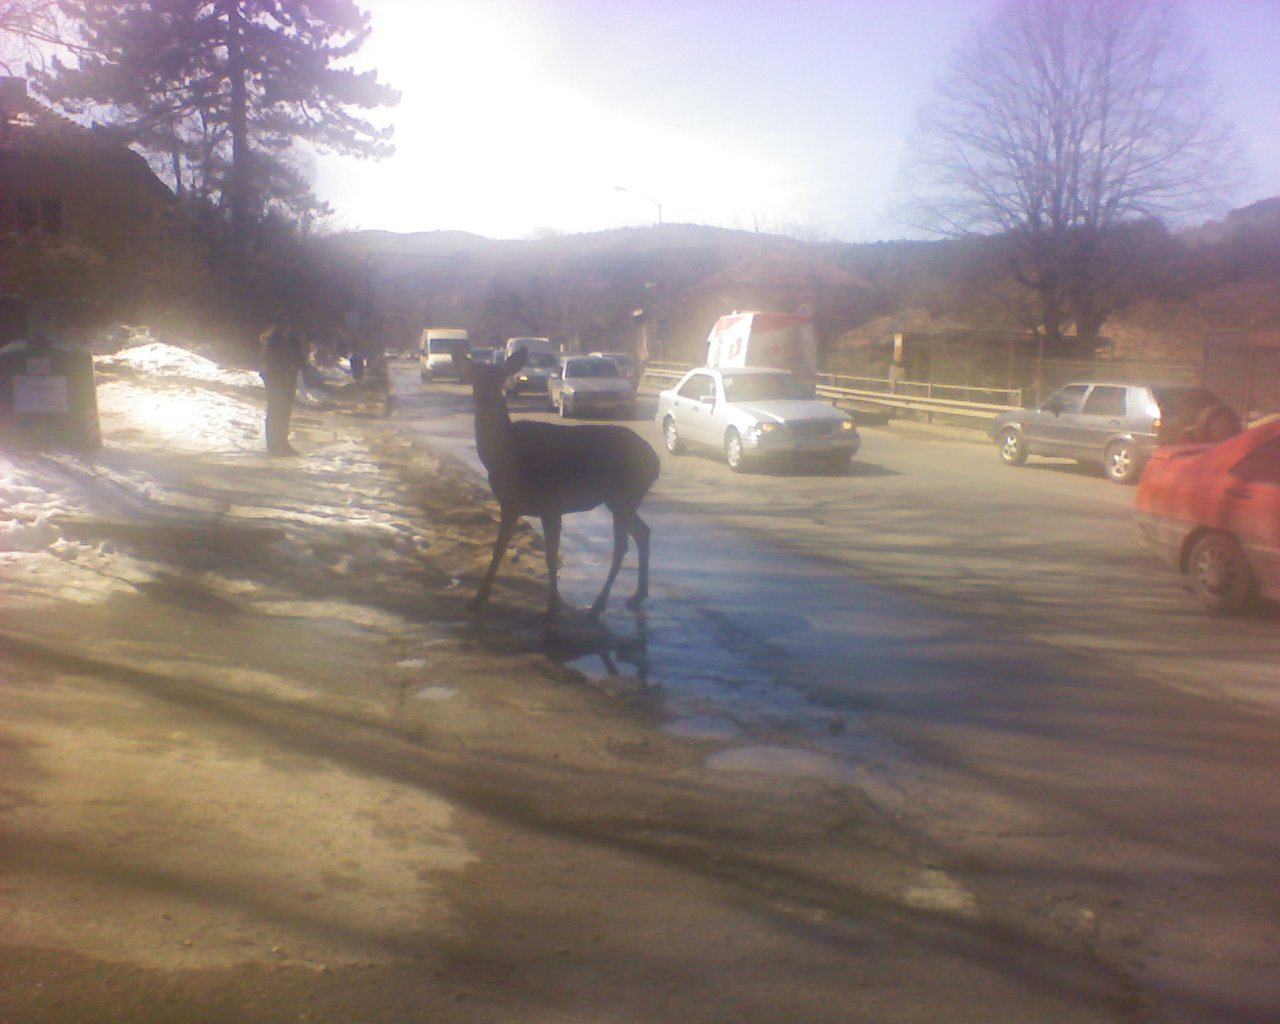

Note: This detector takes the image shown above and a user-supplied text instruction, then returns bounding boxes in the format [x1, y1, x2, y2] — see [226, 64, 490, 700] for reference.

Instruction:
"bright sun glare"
[315, 0, 797, 238]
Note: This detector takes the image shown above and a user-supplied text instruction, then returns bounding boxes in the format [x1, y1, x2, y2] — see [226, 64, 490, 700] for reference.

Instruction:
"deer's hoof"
[624, 593, 646, 611]
[466, 594, 488, 612]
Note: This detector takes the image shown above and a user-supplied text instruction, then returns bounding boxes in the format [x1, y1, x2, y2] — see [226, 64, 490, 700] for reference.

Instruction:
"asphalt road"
[396, 365, 1280, 712]
[391, 363, 1280, 1023]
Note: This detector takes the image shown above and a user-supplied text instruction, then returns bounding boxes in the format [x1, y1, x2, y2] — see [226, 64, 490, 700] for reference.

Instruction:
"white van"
[704, 312, 817, 385]
[419, 328, 470, 382]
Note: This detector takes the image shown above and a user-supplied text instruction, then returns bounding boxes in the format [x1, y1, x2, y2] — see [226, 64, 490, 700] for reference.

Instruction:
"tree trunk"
[223, 0, 248, 259]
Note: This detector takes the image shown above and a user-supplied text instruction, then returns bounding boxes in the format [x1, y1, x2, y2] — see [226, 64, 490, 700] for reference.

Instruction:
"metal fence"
[642, 362, 1021, 422]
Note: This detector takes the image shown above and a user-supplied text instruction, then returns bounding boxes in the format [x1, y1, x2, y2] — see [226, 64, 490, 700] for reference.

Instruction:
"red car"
[1135, 420, 1280, 612]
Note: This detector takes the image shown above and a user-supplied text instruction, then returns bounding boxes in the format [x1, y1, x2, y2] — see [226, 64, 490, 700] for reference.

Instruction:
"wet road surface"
[391, 367, 1280, 1023]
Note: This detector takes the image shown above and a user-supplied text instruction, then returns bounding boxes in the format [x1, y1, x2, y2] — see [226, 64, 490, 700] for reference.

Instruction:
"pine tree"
[37, 0, 398, 247]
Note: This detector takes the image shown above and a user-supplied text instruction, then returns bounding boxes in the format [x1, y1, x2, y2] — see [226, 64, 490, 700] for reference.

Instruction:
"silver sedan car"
[549, 355, 637, 418]
[655, 366, 860, 472]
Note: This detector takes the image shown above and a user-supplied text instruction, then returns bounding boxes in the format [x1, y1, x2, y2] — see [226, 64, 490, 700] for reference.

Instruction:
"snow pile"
[1, 335, 430, 611]
[97, 340, 262, 388]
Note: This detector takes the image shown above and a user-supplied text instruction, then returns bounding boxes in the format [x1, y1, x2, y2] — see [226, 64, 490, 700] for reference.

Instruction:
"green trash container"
[0, 332, 102, 451]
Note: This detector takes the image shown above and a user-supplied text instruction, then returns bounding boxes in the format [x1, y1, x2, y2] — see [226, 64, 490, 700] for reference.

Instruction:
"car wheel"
[663, 416, 685, 455]
[1104, 440, 1140, 484]
[998, 428, 1028, 466]
[1188, 531, 1255, 614]
[724, 428, 746, 472]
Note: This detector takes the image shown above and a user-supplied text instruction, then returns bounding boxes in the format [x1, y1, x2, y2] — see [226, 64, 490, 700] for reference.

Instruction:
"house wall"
[0, 143, 175, 264]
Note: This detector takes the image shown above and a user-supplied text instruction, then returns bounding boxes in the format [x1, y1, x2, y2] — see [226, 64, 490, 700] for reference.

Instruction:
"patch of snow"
[1, 337, 400, 611]
[97, 341, 261, 388]
[98, 381, 262, 454]
[415, 686, 457, 702]
[706, 745, 860, 783]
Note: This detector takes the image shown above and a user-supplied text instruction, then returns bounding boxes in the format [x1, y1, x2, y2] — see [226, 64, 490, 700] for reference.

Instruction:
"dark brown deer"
[464, 348, 659, 619]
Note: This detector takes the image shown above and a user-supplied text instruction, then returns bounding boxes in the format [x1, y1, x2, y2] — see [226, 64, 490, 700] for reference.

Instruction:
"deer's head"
[466, 348, 526, 407]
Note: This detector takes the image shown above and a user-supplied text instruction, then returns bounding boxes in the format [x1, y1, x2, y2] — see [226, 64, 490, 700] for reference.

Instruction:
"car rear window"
[1231, 437, 1280, 484]
[567, 359, 619, 377]
[1083, 385, 1126, 416]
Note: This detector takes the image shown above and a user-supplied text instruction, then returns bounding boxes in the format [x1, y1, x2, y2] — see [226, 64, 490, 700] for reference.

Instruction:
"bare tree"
[902, 0, 1240, 353]
[0, 0, 90, 74]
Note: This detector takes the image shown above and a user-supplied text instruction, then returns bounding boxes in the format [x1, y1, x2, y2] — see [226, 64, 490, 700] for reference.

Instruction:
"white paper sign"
[14, 374, 69, 414]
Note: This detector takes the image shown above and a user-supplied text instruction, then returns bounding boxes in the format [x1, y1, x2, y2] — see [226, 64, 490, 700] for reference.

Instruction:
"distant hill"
[314, 201, 1280, 370]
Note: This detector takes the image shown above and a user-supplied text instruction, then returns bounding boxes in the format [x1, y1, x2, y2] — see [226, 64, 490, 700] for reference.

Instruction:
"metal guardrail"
[641, 363, 1021, 422]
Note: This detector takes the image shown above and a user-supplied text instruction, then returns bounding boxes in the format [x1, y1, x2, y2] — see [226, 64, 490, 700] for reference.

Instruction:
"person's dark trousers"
[263, 370, 298, 454]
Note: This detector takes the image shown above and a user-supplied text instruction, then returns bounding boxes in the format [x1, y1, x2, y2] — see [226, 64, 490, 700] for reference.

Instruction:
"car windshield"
[566, 359, 619, 378]
[526, 352, 559, 369]
[723, 373, 812, 402]
[429, 339, 467, 354]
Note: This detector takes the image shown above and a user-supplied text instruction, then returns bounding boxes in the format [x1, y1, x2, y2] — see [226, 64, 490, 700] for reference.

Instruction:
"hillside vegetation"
[316, 199, 1280, 382]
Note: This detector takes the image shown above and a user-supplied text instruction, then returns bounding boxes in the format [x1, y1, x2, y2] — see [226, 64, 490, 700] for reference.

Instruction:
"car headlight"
[748, 422, 777, 439]
[839, 419, 855, 432]
[517, 374, 529, 382]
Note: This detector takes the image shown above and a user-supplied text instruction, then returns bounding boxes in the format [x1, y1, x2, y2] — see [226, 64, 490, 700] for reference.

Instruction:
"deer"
[464, 348, 660, 620]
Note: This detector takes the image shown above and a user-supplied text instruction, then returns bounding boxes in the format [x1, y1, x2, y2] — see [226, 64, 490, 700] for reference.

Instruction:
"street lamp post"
[614, 186, 666, 363]
[613, 185, 662, 227]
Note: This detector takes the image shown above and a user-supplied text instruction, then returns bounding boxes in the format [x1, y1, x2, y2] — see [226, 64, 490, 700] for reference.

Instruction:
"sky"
[311, 0, 1280, 243]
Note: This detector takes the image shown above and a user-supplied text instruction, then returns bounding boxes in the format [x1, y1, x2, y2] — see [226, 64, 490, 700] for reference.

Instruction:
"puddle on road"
[559, 590, 916, 814]
[661, 716, 741, 740]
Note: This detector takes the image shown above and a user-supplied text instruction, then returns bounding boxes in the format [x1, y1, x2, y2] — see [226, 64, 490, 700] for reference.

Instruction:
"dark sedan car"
[503, 350, 561, 400]
[989, 382, 1240, 483]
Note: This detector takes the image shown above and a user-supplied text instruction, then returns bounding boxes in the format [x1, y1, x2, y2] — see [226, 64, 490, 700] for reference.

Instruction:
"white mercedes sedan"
[655, 366, 860, 472]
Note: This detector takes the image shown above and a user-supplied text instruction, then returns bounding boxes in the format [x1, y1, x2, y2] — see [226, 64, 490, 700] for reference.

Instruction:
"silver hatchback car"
[989, 382, 1240, 483]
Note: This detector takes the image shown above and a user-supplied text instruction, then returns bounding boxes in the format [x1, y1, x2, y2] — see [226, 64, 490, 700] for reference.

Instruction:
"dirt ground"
[1, 400, 1138, 1023]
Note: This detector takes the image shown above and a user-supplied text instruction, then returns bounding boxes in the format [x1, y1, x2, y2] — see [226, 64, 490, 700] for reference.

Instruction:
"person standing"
[259, 314, 307, 456]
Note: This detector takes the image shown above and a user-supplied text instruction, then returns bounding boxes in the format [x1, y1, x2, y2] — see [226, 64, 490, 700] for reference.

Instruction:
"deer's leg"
[589, 511, 632, 619]
[541, 512, 562, 620]
[625, 512, 651, 610]
[468, 506, 518, 611]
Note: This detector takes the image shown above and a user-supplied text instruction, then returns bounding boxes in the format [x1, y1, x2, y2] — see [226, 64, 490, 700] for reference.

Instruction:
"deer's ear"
[506, 348, 529, 373]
